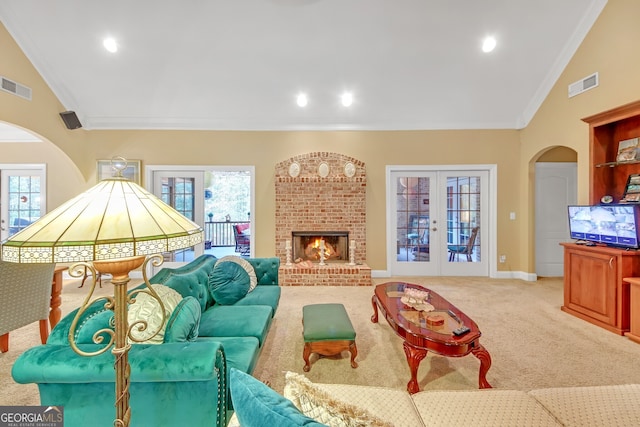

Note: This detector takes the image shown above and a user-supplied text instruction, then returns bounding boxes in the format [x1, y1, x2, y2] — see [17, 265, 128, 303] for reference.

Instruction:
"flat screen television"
[568, 204, 640, 249]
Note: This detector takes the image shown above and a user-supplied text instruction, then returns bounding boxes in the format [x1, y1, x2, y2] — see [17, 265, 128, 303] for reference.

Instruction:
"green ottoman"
[302, 303, 358, 372]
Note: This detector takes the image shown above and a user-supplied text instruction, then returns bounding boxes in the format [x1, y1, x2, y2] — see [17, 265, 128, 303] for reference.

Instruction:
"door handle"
[432, 227, 437, 231]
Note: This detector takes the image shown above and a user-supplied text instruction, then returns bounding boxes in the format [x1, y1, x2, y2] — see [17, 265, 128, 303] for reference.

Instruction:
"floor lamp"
[0, 161, 203, 427]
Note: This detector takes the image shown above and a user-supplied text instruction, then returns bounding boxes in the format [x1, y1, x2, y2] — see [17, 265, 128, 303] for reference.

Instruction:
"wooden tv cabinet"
[561, 101, 640, 334]
[622, 277, 640, 344]
[560, 243, 638, 335]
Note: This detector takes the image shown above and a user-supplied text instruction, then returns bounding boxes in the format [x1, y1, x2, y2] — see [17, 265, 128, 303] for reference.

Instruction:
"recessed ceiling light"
[341, 92, 353, 107]
[103, 37, 118, 53]
[482, 36, 496, 53]
[296, 93, 308, 107]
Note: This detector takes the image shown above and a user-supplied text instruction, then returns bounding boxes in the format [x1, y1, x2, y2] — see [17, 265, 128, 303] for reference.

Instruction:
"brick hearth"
[279, 264, 372, 286]
[275, 152, 371, 286]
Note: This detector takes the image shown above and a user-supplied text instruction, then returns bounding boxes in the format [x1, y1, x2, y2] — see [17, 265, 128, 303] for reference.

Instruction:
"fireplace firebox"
[292, 231, 349, 263]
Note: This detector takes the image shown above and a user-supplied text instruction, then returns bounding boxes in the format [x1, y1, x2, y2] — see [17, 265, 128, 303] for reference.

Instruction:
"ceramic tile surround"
[275, 152, 371, 286]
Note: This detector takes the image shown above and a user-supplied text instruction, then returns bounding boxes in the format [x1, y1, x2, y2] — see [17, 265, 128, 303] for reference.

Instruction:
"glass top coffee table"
[371, 282, 492, 393]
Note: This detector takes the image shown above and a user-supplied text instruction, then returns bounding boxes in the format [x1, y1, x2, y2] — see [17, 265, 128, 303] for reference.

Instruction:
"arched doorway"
[0, 121, 85, 242]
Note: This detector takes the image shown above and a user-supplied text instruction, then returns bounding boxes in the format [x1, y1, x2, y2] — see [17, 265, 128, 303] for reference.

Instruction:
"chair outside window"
[448, 226, 479, 262]
[411, 229, 430, 261]
[407, 215, 429, 260]
[0, 261, 55, 352]
[233, 224, 250, 256]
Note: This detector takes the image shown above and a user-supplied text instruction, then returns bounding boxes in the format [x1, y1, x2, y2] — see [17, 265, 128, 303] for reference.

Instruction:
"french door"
[0, 165, 46, 242]
[388, 166, 491, 276]
[151, 169, 204, 269]
[147, 165, 255, 269]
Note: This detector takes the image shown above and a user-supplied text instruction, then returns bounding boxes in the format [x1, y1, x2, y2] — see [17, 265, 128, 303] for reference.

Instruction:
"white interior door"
[388, 166, 491, 277]
[151, 169, 204, 269]
[535, 162, 577, 277]
[0, 165, 46, 242]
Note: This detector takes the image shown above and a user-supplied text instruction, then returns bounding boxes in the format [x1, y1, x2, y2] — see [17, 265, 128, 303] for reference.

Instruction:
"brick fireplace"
[275, 152, 371, 286]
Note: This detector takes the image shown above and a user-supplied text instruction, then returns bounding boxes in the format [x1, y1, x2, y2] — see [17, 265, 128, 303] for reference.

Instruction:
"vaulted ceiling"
[0, 0, 607, 132]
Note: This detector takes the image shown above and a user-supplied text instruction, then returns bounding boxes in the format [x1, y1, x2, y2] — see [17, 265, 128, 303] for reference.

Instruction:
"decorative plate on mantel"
[288, 161, 301, 178]
[318, 162, 330, 178]
[344, 162, 356, 177]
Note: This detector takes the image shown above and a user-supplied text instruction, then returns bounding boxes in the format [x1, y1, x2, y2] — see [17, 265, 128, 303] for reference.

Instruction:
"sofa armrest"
[529, 384, 640, 427]
[248, 257, 280, 286]
[12, 341, 226, 384]
[13, 341, 229, 427]
[47, 299, 113, 345]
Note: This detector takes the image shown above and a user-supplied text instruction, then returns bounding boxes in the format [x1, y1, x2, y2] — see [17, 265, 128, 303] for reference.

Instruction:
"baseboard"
[374, 269, 537, 281]
[371, 269, 390, 278]
[494, 270, 537, 281]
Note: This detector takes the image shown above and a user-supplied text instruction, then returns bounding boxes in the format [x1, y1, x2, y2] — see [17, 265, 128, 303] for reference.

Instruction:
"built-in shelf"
[596, 160, 640, 168]
[583, 100, 640, 203]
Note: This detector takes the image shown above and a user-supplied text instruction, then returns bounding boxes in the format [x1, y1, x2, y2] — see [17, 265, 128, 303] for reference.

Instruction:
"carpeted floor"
[2, 275, 640, 407]
[253, 276, 640, 394]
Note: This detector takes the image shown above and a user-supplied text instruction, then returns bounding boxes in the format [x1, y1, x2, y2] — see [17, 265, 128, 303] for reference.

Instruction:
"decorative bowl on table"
[403, 288, 429, 304]
[401, 288, 433, 312]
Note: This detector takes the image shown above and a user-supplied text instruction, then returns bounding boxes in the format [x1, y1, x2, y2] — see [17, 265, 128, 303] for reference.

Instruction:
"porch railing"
[205, 221, 250, 247]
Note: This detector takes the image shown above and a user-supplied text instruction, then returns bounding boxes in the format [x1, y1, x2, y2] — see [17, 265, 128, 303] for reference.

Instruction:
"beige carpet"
[2, 276, 640, 407]
[254, 277, 640, 393]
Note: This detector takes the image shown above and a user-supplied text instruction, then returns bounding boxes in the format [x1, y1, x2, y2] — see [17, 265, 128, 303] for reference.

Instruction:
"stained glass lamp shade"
[1, 176, 202, 263]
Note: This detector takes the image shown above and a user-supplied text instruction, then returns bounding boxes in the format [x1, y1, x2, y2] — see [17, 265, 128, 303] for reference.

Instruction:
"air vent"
[0, 76, 32, 100]
[568, 72, 599, 98]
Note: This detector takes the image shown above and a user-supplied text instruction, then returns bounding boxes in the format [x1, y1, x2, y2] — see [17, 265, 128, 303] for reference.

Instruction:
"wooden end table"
[371, 282, 492, 393]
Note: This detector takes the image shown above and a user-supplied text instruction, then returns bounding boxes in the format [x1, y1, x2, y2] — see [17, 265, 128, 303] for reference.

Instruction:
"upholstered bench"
[302, 303, 358, 372]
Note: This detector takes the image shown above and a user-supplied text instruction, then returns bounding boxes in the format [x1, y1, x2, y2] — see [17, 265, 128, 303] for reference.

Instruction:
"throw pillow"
[218, 255, 258, 292]
[128, 284, 183, 344]
[229, 368, 325, 427]
[163, 296, 201, 343]
[209, 259, 251, 305]
[235, 223, 250, 234]
[284, 371, 392, 427]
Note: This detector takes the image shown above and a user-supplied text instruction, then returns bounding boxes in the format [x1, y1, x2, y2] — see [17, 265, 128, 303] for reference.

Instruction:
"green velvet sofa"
[11, 255, 281, 427]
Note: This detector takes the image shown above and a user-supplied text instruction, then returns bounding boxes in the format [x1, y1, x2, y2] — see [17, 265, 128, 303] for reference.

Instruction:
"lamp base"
[92, 255, 146, 427]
